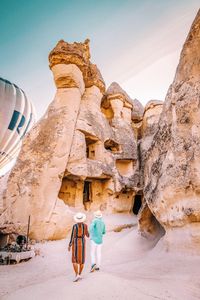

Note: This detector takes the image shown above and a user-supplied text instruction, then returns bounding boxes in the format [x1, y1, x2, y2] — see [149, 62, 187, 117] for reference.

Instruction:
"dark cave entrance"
[0, 233, 9, 248]
[83, 181, 92, 206]
[133, 194, 142, 215]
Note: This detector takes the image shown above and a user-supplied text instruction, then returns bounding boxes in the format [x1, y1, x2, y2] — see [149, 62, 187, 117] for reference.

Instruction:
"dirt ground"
[1, 216, 200, 300]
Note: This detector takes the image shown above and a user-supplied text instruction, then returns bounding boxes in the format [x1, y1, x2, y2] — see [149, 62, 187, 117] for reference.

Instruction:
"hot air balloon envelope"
[0, 77, 35, 172]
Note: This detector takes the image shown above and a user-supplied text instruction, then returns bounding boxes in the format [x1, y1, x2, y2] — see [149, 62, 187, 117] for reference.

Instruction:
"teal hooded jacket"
[89, 218, 106, 244]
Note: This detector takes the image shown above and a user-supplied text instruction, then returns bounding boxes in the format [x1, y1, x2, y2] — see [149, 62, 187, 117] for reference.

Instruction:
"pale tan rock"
[138, 202, 165, 239]
[110, 98, 124, 119]
[49, 39, 90, 72]
[60, 79, 140, 215]
[0, 41, 142, 240]
[138, 100, 163, 237]
[51, 64, 85, 92]
[105, 82, 133, 106]
[84, 63, 105, 93]
[0, 172, 10, 215]
[131, 99, 144, 122]
[0, 42, 86, 240]
[143, 10, 200, 253]
[140, 100, 163, 174]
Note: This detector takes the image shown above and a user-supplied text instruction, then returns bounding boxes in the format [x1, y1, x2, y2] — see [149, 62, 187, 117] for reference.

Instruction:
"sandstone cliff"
[0, 40, 142, 240]
[143, 10, 200, 252]
[138, 100, 164, 238]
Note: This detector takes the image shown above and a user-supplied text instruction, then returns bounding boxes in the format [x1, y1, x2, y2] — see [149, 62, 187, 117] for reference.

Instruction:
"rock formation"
[1, 10, 199, 250]
[143, 10, 200, 252]
[0, 40, 142, 240]
[0, 40, 89, 240]
[0, 172, 10, 215]
[138, 100, 164, 238]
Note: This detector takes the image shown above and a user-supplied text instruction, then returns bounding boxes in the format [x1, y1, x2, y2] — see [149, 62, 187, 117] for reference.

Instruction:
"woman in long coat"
[68, 212, 89, 282]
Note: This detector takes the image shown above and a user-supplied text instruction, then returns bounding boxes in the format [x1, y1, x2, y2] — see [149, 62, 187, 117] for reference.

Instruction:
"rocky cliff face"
[0, 172, 10, 215]
[0, 40, 89, 240]
[138, 100, 164, 238]
[143, 10, 200, 252]
[0, 40, 142, 240]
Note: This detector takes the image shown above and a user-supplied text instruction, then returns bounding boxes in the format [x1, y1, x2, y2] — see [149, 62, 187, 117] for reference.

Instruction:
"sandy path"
[1, 225, 200, 300]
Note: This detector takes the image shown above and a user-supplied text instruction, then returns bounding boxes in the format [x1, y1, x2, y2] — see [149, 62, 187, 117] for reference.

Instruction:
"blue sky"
[0, 0, 199, 118]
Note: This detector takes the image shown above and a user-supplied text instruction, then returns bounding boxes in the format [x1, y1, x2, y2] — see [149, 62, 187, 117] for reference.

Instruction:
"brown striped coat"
[69, 223, 89, 264]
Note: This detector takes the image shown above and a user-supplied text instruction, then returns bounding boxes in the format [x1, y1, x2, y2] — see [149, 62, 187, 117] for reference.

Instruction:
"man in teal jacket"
[89, 210, 106, 272]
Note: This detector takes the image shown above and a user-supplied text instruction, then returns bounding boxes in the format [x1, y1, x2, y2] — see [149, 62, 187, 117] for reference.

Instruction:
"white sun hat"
[94, 210, 103, 219]
[74, 212, 86, 223]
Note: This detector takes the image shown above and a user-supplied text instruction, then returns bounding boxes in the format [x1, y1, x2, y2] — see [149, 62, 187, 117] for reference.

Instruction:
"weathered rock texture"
[1, 10, 200, 248]
[140, 100, 163, 185]
[143, 10, 200, 252]
[0, 172, 10, 215]
[138, 100, 164, 238]
[0, 40, 142, 240]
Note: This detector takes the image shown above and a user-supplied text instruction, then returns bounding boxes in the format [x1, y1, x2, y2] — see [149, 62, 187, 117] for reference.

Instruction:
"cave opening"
[133, 194, 142, 215]
[83, 181, 92, 208]
[58, 177, 78, 207]
[85, 136, 98, 160]
[0, 233, 9, 248]
[104, 139, 121, 153]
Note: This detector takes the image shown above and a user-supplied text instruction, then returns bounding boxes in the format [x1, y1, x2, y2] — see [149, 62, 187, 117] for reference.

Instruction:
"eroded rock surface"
[143, 10, 200, 252]
[1, 10, 200, 247]
[138, 100, 164, 238]
[0, 41, 142, 240]
[63, 80, 140, 214]
[0, 40, 89, 240]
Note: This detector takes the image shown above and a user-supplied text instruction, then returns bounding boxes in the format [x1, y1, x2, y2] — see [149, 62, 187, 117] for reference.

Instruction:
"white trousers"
[90, 240, 102, 268]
